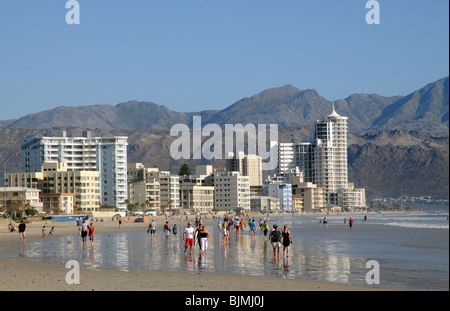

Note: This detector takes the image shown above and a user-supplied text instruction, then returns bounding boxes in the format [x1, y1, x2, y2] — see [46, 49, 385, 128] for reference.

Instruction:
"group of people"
[183, 222, 209, 256]
[147, 215, 294, 260]
[41, 225, 54, 238]
[321, 217, 355, 229]
[148, 219, 210, 256]
[76, 217, 95, 247]
[8, 220, 27, 242]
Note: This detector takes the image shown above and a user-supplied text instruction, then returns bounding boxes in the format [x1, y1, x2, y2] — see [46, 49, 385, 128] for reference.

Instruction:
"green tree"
[178, 163, 191, 176]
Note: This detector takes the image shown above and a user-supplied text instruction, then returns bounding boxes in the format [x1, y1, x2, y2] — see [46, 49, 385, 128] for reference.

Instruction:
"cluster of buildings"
[1, 106, 366, 216]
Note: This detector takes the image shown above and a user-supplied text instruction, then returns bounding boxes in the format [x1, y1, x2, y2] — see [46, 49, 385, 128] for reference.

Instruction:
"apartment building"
[250, 195, 280, 212]
[179, 184, 214, 213]
[277, 104, 365, 209]
[226, 152, 262, 187]
[0, 187, 43, 213]
[5, 162, 99, 212]
[292, 182, 327, 212]
[21, 131, 127, 210]
[207, 171, 251, 211]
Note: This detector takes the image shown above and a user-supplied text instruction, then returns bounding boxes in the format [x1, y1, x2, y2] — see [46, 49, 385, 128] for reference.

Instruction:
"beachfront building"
[292, 194, 303, 212]
[127, 165, 160, 212]
[292, 182, 327, 212]
[337, 184, 367, 211]
[127, 164, 180, 213]
[0, 187, 43, 213]
[21, 131, 128, 210]
[4, 162, 100, 213]
[250, 195, 280, 212]
[226, 152, 263, 187]
[263, 182, 292, 212]
[206, 171, 251, 211]
[313, 104, 349, 205]
[278, 104, 365, 208]
[158, 171, 180, 212]
[179, 183, 214, 213]
[41, 193, 75, 215]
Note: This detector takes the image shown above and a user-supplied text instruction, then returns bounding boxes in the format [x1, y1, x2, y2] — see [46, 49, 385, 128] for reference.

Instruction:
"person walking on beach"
[349, 218, 353, 230]
[18, 220, 26, 243]
[234, 217, 240, 233]
[261, 221, 270, 240]
[249, 219, 256, 238]
[172, 224, 178, 239]
[42, 226, 46, 238]
[88, 223, 95, 246]
[281, 225, 293, 258]
[76, 217, 82, 235]
[195, 223, 203, 248]
[163, 221, 171, 239]
[323, 217, 328, 228]
[118, 216, 122, 228]
[270, 224, 282, 259]
[183, 222, 195, 255]
[81, 219, 89, 247]
[198, 225, 209, 256]
[222, 221, 229, 244]
[147, 219, 157, 240]
[48, 227, 54, 238]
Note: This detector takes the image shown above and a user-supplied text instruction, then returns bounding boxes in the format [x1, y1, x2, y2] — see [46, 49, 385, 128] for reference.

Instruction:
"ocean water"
[2, 212, 448, 291]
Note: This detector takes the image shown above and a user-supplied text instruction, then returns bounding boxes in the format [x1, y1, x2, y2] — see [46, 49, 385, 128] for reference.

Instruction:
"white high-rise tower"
[313, 102, 348, 205]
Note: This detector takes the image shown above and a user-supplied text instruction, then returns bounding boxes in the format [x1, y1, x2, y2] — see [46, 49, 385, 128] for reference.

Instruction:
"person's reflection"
[283, 256, 290, 278]
[198, 253, 207, 271]
[184, 253, 194, 271]
[223, 241, 230, 263]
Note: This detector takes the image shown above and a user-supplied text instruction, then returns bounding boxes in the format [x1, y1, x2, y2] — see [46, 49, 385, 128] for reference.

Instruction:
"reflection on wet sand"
[4, 222, 373, 286]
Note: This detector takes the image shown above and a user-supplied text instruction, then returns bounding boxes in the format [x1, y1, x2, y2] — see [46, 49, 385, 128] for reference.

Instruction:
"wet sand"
[0, 215, 402, 291]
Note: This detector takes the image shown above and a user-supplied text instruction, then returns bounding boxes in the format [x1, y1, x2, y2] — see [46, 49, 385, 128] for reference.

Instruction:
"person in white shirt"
[183, 222, 195, 255]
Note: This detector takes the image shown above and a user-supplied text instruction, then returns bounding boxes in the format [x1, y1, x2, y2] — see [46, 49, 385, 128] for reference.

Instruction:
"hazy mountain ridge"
[2, 77, 448, 135]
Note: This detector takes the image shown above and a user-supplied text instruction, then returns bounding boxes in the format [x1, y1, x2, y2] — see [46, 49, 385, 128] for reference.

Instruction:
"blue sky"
[0, 0, 448, 120]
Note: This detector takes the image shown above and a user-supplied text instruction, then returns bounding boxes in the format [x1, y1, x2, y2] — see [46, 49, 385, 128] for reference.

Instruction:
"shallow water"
[2, 213, 449, 290]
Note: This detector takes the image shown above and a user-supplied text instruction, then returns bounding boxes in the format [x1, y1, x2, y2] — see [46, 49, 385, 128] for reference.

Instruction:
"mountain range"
[0, 76, 448, 199]
[1, 77, 448, 136]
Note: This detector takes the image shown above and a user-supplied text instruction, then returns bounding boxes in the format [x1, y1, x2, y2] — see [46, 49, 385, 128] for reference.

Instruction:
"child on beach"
[42, 226, 46, 238]
[88, 223, 95, 246]
[48, 227, 54, 237]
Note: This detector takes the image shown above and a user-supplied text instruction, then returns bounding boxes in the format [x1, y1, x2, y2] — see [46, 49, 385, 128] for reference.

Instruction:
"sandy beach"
[0, 214, 406, 291]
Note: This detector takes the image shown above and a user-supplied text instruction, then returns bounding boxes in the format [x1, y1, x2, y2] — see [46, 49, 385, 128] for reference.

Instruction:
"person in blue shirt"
[76, 217, 83, 235]
[249, 219, 256, 237]
[172, 224, 178, 239]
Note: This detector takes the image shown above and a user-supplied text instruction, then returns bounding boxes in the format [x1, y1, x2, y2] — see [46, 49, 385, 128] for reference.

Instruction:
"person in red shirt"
[88, 223, 95, 246]
[349, 218, 354, 230]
